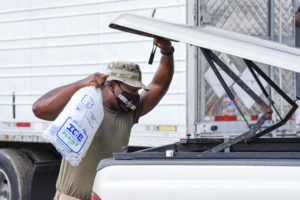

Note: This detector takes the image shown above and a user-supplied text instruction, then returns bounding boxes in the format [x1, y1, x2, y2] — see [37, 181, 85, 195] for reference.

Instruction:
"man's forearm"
[152, 54, 174, 92]
[139, 53, 174, 116]
[32, 80, 83, 120]
[33, 73, 107, 121]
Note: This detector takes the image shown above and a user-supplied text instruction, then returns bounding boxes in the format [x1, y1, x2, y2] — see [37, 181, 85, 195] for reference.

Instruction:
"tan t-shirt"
[56, 106, 141, 200]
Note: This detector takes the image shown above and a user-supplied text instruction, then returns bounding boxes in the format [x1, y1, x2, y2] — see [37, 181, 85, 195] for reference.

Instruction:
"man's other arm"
[140, 38, 174, 116]
[32, 73, 107, 121]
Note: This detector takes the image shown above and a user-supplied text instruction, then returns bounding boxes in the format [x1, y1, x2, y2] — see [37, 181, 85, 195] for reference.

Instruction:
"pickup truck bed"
[93, 138, 300, 200]
[94, 159, 300, 200]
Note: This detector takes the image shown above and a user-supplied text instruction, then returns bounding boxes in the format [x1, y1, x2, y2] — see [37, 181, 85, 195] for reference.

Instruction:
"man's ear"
[109, 80, 115, 87]
[108, 80, 116, 92]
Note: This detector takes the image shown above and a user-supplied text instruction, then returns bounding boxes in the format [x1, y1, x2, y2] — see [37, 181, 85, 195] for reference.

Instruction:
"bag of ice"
[43, 86, 104, 166]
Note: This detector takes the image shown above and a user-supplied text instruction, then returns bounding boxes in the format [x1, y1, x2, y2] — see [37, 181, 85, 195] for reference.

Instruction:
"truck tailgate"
[93, 158, 300, 200]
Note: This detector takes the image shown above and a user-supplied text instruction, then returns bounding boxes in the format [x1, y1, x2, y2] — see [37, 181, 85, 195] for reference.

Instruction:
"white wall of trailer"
[0, 0, 187, 146]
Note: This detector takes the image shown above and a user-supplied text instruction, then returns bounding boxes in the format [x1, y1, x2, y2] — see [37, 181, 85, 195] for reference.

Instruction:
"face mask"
[114, 83, 140, 112]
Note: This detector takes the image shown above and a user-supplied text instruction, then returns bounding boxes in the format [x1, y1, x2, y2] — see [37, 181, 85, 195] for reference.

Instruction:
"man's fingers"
[95, 79, 103, 88]
[153, 38, 161, 48]
[95, 74, 108, 88]
[81, 73, 108, 88]
[88, 82, 97, 88]
[154, 38, 172, 50]
[95, 73, 108, 80]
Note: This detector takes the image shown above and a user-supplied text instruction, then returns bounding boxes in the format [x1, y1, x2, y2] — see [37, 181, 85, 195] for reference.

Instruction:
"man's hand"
[80, 73, 108, 88]
[154, 38, 172, 51]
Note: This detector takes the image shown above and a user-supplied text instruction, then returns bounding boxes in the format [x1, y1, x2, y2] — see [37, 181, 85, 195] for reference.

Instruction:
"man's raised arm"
[140, 38, 174, 116]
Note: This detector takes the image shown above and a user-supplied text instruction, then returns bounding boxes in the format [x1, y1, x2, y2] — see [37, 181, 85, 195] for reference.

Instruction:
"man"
[32, 38, 174, 200]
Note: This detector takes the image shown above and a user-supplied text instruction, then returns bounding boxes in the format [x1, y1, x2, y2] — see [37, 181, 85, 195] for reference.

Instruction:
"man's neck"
[101, 86, 120, 111]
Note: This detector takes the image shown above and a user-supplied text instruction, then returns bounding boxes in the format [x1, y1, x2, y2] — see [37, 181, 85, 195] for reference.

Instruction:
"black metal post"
[245, 59, 282, 121]
[207, 50, 269, 110]
[244, 59, 298, 141]
[201, 48, 251, 128]
[12, 92, 15, 119]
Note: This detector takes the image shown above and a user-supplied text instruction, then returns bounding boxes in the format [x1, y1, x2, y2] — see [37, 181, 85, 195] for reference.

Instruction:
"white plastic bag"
[43, 86, 104, 166]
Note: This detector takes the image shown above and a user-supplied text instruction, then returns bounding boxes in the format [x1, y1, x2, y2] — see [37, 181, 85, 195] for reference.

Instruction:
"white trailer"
[0, 0, 186, 199]
[0, 0, 299, 199]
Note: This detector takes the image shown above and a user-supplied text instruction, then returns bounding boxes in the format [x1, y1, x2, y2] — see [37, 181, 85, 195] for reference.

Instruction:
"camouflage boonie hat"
[106, 61, 149, 91]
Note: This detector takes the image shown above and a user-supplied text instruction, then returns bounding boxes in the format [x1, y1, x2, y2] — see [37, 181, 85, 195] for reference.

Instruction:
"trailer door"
[187, 0, 297, 137]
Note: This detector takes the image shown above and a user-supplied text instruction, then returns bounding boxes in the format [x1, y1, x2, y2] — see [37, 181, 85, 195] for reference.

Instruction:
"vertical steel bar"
[198, 0, 206, 122]
[278, 0, 283, 118]
[269, 0, 277, 124]
[186, 0, 199, 135]
[12, 92, 15, 119]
